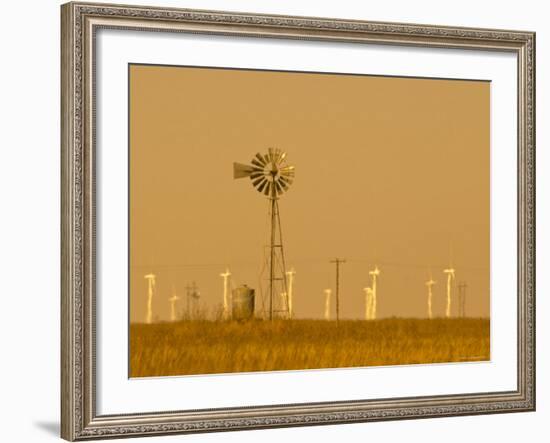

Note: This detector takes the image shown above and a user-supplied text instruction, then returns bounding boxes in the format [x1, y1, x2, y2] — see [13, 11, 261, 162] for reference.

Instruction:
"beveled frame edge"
[60, 1, 536, 441]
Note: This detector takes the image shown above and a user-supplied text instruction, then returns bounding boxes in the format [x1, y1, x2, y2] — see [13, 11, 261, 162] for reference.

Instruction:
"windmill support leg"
[269, 197, 276, 320]
[276, 200, 289, 317]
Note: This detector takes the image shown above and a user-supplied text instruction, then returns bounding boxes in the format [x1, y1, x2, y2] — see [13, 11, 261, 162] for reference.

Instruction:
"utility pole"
[185, 283, 191, 317]
[330, 258, 346, 323]
[458, 281, 467, 318]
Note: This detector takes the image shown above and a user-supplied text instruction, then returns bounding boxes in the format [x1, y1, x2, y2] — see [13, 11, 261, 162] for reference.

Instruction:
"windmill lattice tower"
[234, 148, 295, 320]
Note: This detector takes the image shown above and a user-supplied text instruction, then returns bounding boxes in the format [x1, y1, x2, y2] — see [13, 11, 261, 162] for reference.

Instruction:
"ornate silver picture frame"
[61, 1, 535, 440]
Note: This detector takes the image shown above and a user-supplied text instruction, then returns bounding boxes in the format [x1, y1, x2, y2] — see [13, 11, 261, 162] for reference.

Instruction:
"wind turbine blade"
[274, 180, 283, 195]
[233, 162, 254, 179]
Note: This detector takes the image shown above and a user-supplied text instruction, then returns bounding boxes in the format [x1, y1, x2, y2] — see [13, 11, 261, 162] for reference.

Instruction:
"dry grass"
[130, 318, 490, 377]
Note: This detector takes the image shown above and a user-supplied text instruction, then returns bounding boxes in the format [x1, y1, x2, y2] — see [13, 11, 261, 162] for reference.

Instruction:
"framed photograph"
[61, 1, 535, 440]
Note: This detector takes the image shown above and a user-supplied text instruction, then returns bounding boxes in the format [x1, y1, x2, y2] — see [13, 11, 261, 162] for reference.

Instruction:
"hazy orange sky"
[129, 64, 490, 323]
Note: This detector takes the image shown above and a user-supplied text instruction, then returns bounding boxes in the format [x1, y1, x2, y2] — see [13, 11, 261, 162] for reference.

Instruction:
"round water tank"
[232, 285, 255, 320]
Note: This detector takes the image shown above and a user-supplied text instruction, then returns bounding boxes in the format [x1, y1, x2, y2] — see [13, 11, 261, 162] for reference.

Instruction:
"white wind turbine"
[168, 286, 180, 322]
[144, 273, 156, 324]
[285, 267, 296, 319]
[368, 266, 381, 320]
[425, 274, 436, 320]
[220, 268, 231, 320]
[324, 289, 332, 320]
[443, 267, 455, 318]
[363, 287, 374, 320]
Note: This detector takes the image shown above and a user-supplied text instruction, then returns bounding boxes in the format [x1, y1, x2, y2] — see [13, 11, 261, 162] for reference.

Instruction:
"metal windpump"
[233, 148, 295, 320]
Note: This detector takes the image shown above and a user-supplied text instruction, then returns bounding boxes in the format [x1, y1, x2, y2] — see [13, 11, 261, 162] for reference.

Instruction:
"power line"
[132, 258, 488, 272]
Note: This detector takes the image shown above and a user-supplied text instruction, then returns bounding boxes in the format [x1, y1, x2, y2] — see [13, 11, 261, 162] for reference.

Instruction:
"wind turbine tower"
[324, 288, 332, 320]
[425, 275, 436, 319]
[168, 286, 180, 322]
[144, 273, 156, 324]
[286, 267, 296, 319]
[368, 266, 381, 320]
[443, 267, 455, 318]
[280, 291, 288, 317]
[220, 268, 232, 319]
[363, 287, 374, 320]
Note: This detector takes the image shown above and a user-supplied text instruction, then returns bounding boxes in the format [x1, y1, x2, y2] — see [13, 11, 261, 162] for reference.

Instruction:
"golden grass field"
[130, 318, 490, 377]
